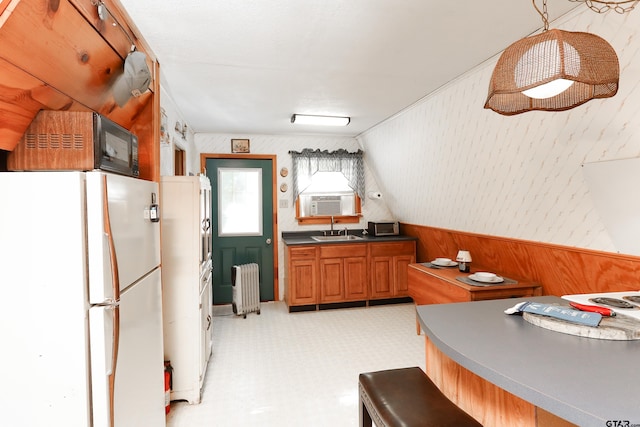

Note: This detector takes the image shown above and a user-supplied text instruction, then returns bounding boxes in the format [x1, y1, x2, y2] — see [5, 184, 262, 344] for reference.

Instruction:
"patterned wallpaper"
[165, 7, 640, 299]
[195, 134, 393, 230]
[358, 7, 640, 255]
[159, 86, 199, 176]
[194, 133, 393, 298]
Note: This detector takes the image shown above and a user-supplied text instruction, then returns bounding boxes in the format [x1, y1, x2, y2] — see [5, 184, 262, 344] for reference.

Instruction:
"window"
[289, 149, 364, 224]
[218, 167, 262, 236]
[298, 172, 355, 216]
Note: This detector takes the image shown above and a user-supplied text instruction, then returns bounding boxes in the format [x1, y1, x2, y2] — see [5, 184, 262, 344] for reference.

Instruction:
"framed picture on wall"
[160, 108, 169, 145]
[231, 138, 250, 153]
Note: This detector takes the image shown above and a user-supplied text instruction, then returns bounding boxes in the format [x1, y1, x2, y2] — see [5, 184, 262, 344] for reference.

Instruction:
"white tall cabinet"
[161, 175, 213, 404]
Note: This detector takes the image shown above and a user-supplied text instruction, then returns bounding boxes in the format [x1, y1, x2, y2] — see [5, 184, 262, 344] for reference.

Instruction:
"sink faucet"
[330, 216, 335, 235]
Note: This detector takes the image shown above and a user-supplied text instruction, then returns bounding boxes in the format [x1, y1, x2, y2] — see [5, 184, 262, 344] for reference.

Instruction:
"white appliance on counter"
[160, 175, 213, 404]
[562, 291, 640, 320]
[0, 171, 165, 427]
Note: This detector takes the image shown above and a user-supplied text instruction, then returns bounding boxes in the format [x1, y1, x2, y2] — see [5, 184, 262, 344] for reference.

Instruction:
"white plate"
[469, 274, 504, 283]
[431, 260, 458, 267]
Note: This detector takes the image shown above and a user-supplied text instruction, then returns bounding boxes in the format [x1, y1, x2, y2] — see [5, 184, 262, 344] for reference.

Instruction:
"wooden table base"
[424, 337, 575, 427]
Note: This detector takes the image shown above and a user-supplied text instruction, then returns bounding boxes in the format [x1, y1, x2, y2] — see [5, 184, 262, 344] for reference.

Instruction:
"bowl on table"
[431, 257, 457, 267]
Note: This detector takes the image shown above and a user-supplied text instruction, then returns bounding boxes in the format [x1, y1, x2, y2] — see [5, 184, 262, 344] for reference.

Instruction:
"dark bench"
[359, 367, 482, 427]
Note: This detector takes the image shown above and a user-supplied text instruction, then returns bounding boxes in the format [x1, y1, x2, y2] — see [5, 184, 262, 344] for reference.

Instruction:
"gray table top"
[416, 296, 640, 427]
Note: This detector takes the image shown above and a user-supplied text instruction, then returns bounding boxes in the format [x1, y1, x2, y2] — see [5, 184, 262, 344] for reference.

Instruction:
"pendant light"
[568, 0, 639, 14]
[484, 0, 619, 115]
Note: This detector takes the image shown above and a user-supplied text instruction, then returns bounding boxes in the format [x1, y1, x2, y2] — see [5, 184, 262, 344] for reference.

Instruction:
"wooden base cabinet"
[408, 263, 542, 334]
[284, 239, 415, 309]
[319, 244, 368, 303]
[369, 241, 416, 299]
[285, 246, 318, 306]
[344, 256, 369, 300]
[407, 264, 542, 305]
[161, 176, 213, 404]
[425, 337, 575, 427]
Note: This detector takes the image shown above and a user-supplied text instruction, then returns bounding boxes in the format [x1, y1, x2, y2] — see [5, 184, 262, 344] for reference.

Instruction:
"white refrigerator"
[0, 171, 166, 427]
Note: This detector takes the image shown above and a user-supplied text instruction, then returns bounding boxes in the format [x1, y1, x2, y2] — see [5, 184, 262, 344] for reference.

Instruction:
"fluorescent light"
[291, 114, 350, 126]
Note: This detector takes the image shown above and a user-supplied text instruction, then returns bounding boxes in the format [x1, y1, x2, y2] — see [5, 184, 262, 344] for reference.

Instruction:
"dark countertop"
[416, 296, 640, 427]
[281, 230, 418, 246]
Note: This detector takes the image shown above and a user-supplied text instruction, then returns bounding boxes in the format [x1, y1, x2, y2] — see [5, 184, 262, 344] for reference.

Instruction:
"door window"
[218, 167, 262, 236]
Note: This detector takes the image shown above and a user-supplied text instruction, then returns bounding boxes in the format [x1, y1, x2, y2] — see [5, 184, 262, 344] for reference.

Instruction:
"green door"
[205, 158, 275, 304]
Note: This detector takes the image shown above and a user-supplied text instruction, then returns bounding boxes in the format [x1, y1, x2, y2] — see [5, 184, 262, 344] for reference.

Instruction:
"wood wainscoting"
[402, 223, 640, 296]
[425, 336, 576, 427]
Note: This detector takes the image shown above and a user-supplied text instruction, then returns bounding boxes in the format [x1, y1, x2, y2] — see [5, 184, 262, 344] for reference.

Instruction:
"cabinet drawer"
[369, 241, 415, 257]
[470, 287, 539, 301]
[319, 244, 367, 259]
[289, 246, 317, 259]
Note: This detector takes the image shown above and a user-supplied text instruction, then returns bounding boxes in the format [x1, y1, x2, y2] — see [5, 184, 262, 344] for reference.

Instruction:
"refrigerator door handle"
[103, 304, 118, 376]
[108, 305, 120, 427]
[89, 302, 118, 427]
[102, 175, 121, 302]
[102, 175, 120, 427]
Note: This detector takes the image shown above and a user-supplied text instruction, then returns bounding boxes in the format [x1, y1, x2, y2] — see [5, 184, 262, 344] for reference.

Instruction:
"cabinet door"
[319, 258, 344, 302]
[344, 257, 368, 300]
[393, 254, 414, 295]
[290, 259, 317, 305]
[370, 256, 394, 298]
[199, 276, 212, 385]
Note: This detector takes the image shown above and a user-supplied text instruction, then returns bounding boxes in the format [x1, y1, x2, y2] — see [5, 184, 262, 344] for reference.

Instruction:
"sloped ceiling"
[118, 0, 580, 136]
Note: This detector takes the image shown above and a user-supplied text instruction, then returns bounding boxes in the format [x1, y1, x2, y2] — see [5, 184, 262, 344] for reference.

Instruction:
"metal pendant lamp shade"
[484, 28, 619, 115]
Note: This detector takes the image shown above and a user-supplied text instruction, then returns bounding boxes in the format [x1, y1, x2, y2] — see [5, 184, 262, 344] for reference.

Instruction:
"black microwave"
[8, 111, 139, 177]
[368, 221, 400, 236]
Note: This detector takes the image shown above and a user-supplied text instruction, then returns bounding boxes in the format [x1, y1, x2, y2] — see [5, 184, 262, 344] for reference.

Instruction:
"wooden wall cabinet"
[369, 241, 416, 299]
[0, 0, 160, 180]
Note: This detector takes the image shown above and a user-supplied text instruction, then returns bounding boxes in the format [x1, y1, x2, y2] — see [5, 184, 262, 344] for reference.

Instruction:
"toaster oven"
[367, 221, 399, 236]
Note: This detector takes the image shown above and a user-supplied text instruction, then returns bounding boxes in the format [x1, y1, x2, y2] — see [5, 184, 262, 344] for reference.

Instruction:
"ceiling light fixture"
[291, 114, 350, 126]
[484, 0, 619, 115]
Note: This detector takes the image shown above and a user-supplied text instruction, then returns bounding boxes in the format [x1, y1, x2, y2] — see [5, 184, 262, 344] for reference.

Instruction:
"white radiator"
[231, 263, 261, 318]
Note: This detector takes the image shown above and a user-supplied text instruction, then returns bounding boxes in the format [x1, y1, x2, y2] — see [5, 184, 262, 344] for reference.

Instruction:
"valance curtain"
[289, 149, 365, 204]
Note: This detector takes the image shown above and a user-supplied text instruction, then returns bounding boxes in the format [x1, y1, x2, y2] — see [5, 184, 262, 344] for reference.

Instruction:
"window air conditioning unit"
[310, 195, 342, 216]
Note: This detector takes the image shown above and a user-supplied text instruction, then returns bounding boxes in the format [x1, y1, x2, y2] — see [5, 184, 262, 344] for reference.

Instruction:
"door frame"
[200, 153, 279, 301]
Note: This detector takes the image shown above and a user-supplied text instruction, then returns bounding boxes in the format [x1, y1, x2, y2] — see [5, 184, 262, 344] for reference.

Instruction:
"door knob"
[266, 238, 272, 245]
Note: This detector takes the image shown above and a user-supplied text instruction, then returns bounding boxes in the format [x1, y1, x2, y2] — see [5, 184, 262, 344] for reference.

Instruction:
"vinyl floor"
[166, 301, 425, 427]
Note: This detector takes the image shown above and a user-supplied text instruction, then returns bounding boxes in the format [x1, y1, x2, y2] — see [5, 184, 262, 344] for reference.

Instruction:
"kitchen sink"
[311, 235, 364, 242]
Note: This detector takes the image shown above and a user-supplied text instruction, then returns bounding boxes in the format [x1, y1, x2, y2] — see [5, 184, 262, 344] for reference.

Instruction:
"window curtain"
[289, 149, 365, 204]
